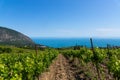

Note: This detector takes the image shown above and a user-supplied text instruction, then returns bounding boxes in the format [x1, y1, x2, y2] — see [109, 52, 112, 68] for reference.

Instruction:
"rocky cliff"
[0, 26, 35, 47]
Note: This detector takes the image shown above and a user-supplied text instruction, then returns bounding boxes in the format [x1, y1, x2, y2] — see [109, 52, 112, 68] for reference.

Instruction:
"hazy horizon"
[0, 0, 120, 38]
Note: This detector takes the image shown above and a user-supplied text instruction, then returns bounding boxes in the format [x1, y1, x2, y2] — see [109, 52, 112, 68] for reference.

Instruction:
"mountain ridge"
[0, 26, 35, 47]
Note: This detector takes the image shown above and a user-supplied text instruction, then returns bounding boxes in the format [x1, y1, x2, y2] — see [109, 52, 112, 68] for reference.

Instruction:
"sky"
[0, 0, 120, 38]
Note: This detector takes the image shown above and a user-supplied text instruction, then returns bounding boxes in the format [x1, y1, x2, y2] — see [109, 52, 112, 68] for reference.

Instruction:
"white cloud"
[96, 28, 120, 32]
[31, 27, 120, 38]
[94, 28, 120, 38]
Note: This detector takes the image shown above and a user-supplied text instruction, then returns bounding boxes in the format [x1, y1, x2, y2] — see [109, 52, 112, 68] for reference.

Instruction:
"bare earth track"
[39, 54, 76, 80]
[39, 54, 114, 80]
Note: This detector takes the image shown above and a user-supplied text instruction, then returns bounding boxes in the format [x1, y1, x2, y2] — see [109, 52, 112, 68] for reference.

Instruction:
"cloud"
[94, 28, 120, 37]
[96, 28, 120, 33]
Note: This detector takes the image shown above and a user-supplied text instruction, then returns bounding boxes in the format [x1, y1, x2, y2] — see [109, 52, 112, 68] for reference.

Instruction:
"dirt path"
[39, 54, 115, 80]
[39, 54, 75, 80]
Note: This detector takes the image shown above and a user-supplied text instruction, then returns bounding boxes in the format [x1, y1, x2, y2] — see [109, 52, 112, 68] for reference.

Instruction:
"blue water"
[32, 38, 120, 48]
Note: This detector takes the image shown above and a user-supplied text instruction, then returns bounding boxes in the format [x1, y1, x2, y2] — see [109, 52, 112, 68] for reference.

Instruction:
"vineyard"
[0, 45, 120, 80]
[61, 47, 120, 80]
[0, 46, 59, 80]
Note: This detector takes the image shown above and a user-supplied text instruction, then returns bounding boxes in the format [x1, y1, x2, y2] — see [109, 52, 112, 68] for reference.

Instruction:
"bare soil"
[39, 54, 76, 80]
[39, 54, 114, 80]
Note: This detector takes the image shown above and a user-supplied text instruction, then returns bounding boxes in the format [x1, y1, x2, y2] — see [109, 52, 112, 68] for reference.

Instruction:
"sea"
[32, 38, 120, 48]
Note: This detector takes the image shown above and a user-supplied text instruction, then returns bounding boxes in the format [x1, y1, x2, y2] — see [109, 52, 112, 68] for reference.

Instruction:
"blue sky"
[0, 0, 120, 38]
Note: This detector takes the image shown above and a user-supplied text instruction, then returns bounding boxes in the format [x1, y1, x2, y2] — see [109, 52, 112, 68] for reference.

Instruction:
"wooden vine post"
[35, 44, 38, 56]
[90, 38, 101, 80]
[107, 44, 109, 53]
[107, 44, 112, 59]
[35, 44, 40, 80]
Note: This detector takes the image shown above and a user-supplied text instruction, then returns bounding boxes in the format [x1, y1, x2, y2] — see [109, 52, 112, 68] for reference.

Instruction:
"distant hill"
[0, 26, 35, 47]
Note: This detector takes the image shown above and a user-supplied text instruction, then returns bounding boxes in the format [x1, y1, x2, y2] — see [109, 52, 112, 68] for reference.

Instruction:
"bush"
[0, 47, 3, 53]
[2, 48, 12, 53]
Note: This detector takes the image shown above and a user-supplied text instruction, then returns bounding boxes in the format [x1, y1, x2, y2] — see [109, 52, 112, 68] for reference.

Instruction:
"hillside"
[0, 26, 35, 47]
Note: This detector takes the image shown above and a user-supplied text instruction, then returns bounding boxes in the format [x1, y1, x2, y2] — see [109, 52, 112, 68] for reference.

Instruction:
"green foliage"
[107, 49, 120, 79]
[0, 48, 59, 80]
[62, 48, 93, 63]
[91, 48, 107, 64]
[62, 47, 120, 79]
[0, 47, 12, 53]
[108, 55, 120, 78]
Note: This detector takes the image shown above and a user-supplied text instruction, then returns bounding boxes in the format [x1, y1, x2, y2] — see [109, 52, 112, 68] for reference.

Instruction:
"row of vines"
[0, 48, 59, 80]
[62, 47, 120, 80]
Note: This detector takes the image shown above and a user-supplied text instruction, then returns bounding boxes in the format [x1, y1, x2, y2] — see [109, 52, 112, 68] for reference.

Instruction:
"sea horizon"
[32, 37, 120, 48]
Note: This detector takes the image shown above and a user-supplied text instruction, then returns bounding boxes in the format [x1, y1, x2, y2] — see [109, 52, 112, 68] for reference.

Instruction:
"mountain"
[0, 26, 35, 47]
